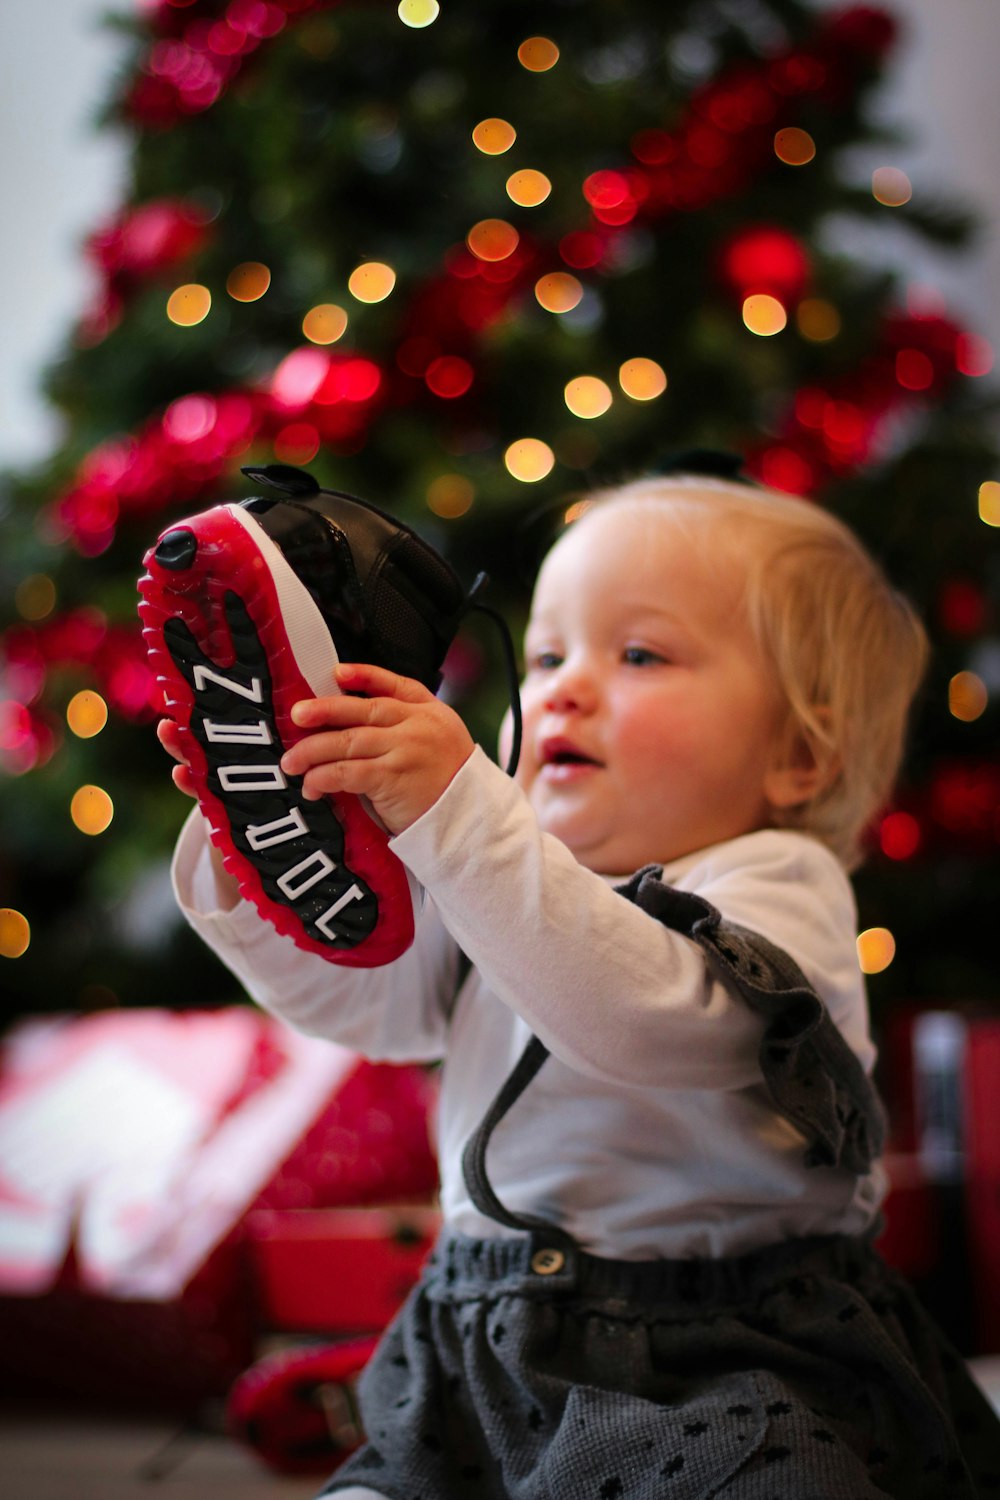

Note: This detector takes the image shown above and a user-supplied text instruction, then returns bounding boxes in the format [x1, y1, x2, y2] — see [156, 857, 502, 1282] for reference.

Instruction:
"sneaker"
[138, 464, 469, 966]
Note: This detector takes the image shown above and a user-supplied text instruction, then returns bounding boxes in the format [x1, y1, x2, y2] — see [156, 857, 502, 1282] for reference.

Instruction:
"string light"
[166, 283, 211, 325]
[70, 784, 114, 835]
[619, 357, 667, 400]
[564, 375, 612, 418]
[742, 294, 787, 336]
[398, 0, 439, 27]
[467, 219, 519, 262]
[472, 118, 516, 155]
[896, 349, 933, 391]
[506, 169, 552, 207]
[504, 438, 555, 482]
[226, 261, 271, 302]
[518, 36, 559, 72]
[302, 303, 348, 344]
[978, 480, 1000, 527]
[14, 573, 56, 621]
[774, 127, 816, 165]
[274, 422, 321, 464]
[857, 927, 896, 975]
[348, 262, 396, 302]
[872, 167, 912, 206]
[426, 474, 475, 518]
[534, 272, 583, 313]
[67, 690, 109, 739]
[880, 810, 921, 860]
[796, 298, 841, 342]
[949, 670, 988, 722]
[0, 908, 30, 959]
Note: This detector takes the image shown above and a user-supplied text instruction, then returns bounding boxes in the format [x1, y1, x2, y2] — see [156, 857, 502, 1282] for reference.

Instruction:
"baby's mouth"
[540, 738, 602, 773]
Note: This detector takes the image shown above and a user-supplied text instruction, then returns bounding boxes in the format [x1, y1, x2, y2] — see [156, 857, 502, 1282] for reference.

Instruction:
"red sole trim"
[138, 505, 415, 965]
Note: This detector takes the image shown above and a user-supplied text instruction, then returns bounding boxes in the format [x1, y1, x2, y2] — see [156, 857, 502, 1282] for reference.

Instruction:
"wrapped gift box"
[0, 1008, 438, 1412]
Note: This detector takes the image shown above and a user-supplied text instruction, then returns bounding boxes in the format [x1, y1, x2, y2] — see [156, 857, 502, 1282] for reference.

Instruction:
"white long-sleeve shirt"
[172, 746, 885, 1260]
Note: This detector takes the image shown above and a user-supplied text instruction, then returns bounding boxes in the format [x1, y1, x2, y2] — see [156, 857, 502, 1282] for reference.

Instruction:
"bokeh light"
[504, 438, 555, 482]
[506, 169, 552, 207]
[427, 474, 475, 518]
[879, 810, 921, 861]
[398, 0, 439, 27]
[71, 784, 114, 835]
[0, 908, 30, 959]
[226, 261, 271, 302]
[467, 219, 519, 262]
[857, 927, 896, 975]
[796, 298, 841, 343]
[166, 283, 211, 326]
[274, 422, 321, 464]
[949, 670, 988, 722]
[896, 349, 934, 391]
[979, 480, 1000, 527]
[425, 355, 474, 398]
[619, 357, 667, 400]
[534, 272, 583, 313]
[742, 294, 787, 336]
[302, 303, 348, 344]
[872, 167, 912, 206]
[774, 127, 816, 165]
[472, 118, 517, 155]
[14, 573, 56, 621]
[518, 36, 559, 71]
[67, 690, 109, 739]
[348, 261, 397, 302]
[564, 376, 612, 418]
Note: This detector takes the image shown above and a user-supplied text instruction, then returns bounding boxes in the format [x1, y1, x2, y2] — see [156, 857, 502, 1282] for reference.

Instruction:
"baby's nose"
[543, 658, 597, 712]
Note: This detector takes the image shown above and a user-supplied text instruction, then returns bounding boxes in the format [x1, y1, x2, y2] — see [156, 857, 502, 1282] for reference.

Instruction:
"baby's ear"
[764, 711, 839, 811]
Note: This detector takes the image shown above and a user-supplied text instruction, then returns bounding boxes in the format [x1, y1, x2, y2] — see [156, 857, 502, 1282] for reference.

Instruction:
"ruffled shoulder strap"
[615, 865, 886, 1174]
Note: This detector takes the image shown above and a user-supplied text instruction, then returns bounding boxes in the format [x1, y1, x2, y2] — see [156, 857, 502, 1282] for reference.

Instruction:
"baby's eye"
[622, 645, 666, 666]
[528, 649, 564, 670]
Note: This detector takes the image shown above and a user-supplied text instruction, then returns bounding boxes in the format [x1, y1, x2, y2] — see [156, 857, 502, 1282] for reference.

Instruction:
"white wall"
[0, 0, 997, 469]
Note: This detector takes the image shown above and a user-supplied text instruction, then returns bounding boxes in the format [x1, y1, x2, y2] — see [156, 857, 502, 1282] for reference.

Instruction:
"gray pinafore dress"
[321, 867, 1000, 1498]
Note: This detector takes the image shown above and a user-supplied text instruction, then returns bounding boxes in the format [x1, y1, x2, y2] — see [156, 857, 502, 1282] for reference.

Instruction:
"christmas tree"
[1, 0, 997, 1033]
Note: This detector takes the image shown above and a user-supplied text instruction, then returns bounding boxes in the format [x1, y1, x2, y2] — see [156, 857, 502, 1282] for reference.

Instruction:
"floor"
[4, 1361, 1000, 1499]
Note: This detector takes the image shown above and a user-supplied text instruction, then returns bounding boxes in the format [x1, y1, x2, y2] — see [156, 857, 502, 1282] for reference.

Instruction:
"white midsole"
[225, 503, 341, 699]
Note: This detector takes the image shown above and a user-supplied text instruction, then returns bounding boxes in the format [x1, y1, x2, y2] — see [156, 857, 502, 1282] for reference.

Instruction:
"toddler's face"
[515, 500, 789, 873]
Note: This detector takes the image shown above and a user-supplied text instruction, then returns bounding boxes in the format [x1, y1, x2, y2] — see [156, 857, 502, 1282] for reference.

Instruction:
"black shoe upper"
[239, 464, 468, 692]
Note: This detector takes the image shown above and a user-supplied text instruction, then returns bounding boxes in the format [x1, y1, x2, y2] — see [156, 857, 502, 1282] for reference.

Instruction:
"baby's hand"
[280, 662, 475, 835]
[157, 716, 197, 798]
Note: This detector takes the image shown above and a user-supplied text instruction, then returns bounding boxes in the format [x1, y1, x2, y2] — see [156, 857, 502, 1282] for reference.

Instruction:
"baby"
[167, 472, 1000, 1497]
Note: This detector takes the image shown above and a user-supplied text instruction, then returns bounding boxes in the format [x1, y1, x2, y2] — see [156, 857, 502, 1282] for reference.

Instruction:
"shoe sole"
[139, 503, 416, 965]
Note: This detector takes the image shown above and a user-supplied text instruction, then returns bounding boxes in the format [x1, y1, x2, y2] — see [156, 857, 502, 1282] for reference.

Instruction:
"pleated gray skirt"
[320, 1227, 1000, 1499]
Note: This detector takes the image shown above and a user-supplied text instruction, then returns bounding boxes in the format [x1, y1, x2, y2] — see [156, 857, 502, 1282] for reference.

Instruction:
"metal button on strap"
[530, 1247, 565, 1276]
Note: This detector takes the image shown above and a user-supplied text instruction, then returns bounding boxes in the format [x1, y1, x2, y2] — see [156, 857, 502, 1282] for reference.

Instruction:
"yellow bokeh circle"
[872, 167, 912, 206]
[949, 671, 988, 722]
[774, 127, 816, 165]
[619, 358, 667, 401]
[226, 262, 271, 302]
[564, 376, 613, 419]
[742, 294, 787, 337]
[467, 219, 520, 262]
[348, 262, 397, 303]
[71, 785, 114, 836]
[857, 927, 896, 975]
[534, 273, 583, 314]
[427, 474, 475, 518]
[506, 169, 552, 207]
[0, 908, 30, 959]
[518, 36, 559, 71]
[398, 0, 439, 27]
[977, 480, 1000, 527]
[67, 690, 109, 739]
[303, 303, 349, 344]
[796, 298, 841, 343]
[472, 118, 517, 155]
[504, 438, 555, 483]
[167, 284, 212, 326]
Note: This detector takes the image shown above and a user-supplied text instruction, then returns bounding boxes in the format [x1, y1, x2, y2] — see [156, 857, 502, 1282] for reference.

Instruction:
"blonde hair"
[580, 474, 929, 871]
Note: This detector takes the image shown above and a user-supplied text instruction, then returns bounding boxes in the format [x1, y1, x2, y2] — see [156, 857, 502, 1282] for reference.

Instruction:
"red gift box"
[0, 1009, 438, 1412]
